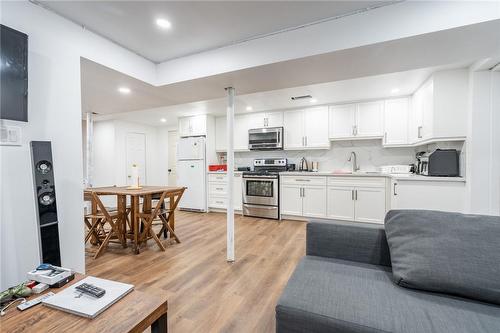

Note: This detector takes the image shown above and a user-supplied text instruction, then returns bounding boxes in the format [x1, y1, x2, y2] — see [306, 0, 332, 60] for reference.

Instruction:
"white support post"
[86, 112, 94, 188]
[225, 87, 235, 262]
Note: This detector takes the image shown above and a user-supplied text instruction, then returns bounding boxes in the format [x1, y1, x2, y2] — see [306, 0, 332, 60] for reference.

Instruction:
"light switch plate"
[0, 125, 22, 146]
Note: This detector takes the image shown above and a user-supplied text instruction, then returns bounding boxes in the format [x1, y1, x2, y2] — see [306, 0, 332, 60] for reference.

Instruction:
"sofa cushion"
[276, 256, 500, 333]
[385, 209, 500, 305]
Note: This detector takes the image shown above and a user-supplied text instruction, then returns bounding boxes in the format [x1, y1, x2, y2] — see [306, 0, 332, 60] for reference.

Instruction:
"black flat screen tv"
[1, 24, 28, 122]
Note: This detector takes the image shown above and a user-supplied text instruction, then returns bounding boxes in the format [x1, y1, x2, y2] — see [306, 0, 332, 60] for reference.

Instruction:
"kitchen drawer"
[281, 176, 327, 186]
[209, 196, 227, 209]
[209, 182, 228, 196]
[208, 173, 227, 183]
[327, 176, 386, 188]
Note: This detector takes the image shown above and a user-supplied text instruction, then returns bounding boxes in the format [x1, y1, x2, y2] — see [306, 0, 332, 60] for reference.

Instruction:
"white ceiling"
[81, 19, 500, 117]
[93, 64, 467, 127]
[40, 0, 392, 63]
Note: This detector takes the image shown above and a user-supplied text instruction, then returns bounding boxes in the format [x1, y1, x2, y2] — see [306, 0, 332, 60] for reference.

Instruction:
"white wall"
[92, 120, 169, 188]
[0, 1, 156, 290]
[466, 70, 500, 215]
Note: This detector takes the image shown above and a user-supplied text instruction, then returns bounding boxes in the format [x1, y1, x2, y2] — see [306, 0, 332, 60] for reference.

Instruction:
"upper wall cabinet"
[409, 69, 468, 144]
[329, 101, 383, 140]
[247, 111, 283, 129]
[383, 98, 410, 146]
[215, 114, 250, 152]
[178, 115, 207, 137]
[283, 106, 330, 150]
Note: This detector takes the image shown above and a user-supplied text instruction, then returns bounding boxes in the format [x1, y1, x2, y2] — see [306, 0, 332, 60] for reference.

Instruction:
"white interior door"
[168, 130, 178, 186]
[126, 133, 146, 186]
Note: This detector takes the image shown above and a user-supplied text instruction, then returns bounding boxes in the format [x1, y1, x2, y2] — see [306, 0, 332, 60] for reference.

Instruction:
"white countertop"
[208, 171, 243, 174]
[279, 171, 465, 182]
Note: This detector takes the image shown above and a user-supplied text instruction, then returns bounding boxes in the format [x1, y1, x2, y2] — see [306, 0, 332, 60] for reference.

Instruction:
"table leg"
[117, 194, 127, 248]
[141, 194, 152, 246]
[169, 194, 175, 234]
[90, 198, 98, 245]
[151, 312, 168, 333]
[131, 196, 140, 254]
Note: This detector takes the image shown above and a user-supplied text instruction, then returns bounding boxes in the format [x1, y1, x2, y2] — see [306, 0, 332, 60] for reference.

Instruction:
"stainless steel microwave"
[248, 127, 283, 150]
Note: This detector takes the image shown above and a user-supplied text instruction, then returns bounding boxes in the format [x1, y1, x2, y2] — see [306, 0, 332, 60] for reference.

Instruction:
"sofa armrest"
[306, 219, 391, 267]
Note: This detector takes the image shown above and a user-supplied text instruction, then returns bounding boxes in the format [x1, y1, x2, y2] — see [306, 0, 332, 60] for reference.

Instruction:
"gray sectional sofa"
[276, 215, 500, 333]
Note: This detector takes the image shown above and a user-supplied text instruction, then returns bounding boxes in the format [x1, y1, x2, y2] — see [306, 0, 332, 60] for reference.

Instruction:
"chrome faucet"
[347, 151, 359, 173]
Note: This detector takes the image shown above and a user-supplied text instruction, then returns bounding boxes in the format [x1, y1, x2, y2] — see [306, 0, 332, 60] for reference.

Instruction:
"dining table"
[84, 185, 186, 254]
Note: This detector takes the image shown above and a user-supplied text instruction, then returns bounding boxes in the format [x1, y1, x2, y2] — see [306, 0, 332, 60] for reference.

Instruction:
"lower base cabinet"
[327, 186, 386, 224]
[208, 173, 242, 211]
[281, 176, 386, 223]
[391, 179, 465, 213]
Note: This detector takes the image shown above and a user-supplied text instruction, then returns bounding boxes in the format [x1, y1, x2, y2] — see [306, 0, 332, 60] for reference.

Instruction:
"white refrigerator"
[176, 136, 207, 212]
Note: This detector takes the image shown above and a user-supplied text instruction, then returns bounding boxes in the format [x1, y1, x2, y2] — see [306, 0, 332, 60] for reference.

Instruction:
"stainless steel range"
[242, 158, 287, 220]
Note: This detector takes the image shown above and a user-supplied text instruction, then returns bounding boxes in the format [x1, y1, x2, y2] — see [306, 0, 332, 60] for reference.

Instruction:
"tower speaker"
[30, 141, 61, 266]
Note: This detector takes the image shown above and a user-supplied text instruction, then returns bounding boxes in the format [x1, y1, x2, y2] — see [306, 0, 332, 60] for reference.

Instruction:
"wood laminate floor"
[86, 211, 306, 333]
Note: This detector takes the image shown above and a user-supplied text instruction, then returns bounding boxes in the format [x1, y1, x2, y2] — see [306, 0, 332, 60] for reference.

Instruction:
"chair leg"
[160, 214, 180, 243]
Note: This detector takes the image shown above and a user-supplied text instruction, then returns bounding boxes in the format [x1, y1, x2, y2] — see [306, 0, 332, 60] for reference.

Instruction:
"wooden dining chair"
[83, 192, 124, 258]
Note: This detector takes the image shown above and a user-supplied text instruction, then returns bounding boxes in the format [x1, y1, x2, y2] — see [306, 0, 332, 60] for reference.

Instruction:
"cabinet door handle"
[305, 136, 308, 146]
[302, 188, 305, 197]
[393, 183, 398, 196]
[354, 125, 358, 136]
[417, 126, 423, 138]
[384, 132, 387, 143]
[351, 190, 354, 200]
[355, 189, 358, 200]
[296, 179, 311, 182]
[352, 126, 355, 136]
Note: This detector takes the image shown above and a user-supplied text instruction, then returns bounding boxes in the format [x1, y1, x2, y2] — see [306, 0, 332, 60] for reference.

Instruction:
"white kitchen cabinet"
[280, 176, 327, 218]
[329, 104, 356, 139]
[208, 172, 243, 211]
[283, 110, 304, 149]
[215, 116, 227, 151]
[233, 173, 243, 210]
[302, 186, 327, 218]
[215, 115, 249, 152]
[329, 102, 382, 140]
[284, 107, 329, 150]
[178, 115, 207, 137]
[303, 107, 330, 148]
[327, 186, 355, 220]
[391, 179, 465, 213]
[354, 187, 386, 223]
[247, 111, 283, 128]
[280, 185, 303, 216]
[356, 101, 383, 137]
[409, 69, 468, 144]
[327, 177, 387, 224]
[383, 98, 409, 146]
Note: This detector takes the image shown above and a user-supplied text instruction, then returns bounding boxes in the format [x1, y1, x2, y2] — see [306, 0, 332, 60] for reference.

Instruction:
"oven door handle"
[243, 176, 279, 180]
[243, 204, 277, 210]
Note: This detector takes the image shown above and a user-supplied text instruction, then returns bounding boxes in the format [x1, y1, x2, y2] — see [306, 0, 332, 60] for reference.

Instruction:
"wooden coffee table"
[0, 274, 168, 333]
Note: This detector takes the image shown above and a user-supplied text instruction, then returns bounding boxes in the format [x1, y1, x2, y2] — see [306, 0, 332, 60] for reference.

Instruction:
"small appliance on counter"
[416, 149, 459, 176]
[311, 161, 319, 172]
[287, 163, 296, 171]
[299, 157, 309, 171]
[237, 166, 251, 172]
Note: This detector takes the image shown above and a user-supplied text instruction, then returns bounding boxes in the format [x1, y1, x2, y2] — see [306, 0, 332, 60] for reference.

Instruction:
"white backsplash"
[228, 139, 465, 173]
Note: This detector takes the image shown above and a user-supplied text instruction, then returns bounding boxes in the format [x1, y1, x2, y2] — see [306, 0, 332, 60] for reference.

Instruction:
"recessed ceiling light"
[246, 106, 253, 111]
[156, 18, 172, 30]
[118, 87, 131, 94]
[310, 98, 317, 103]
[391, 88, 400, 94]
[160, 118, 167, 123]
